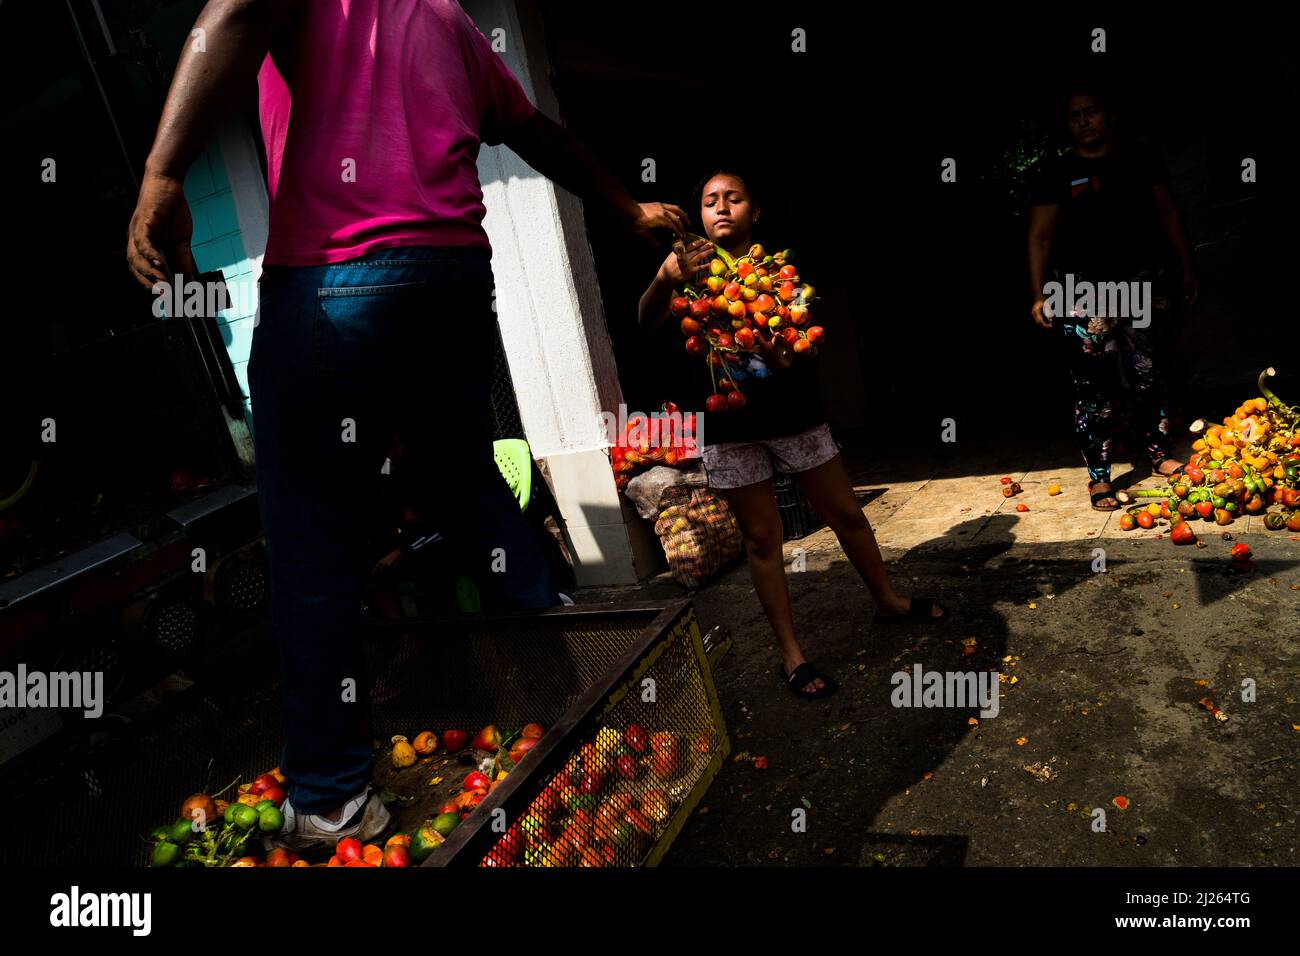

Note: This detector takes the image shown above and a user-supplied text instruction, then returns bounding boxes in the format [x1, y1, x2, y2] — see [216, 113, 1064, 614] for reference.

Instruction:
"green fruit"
[231, 805, 259, 831]
[223, 804, 239, 826]
[523, 843, 549, 867]
[151, 841, 181, 867]
[432, 812, 460, 837]
[168, 819, 195, 844]
[409, 821, 446, 864]
[567, 793, 596, 812]
[257, 806, 284, 833]
[255, 800, 276, 813]
[150, 824, 171, 841]
[230, 833, 258, 858]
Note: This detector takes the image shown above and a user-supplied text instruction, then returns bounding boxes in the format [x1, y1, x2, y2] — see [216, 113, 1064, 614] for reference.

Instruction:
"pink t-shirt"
[257, 0, 537, 266]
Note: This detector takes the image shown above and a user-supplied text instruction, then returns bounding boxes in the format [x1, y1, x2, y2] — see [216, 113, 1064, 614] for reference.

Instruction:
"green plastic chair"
[493, 438, 533, 513]
[454, 438, 534, 612]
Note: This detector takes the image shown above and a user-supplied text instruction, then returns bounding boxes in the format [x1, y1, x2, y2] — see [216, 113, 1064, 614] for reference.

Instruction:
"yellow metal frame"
[595, 603, 731, 867]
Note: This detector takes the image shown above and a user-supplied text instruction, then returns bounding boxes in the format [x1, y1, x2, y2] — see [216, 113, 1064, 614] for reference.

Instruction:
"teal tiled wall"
[182, 147, 258, 425]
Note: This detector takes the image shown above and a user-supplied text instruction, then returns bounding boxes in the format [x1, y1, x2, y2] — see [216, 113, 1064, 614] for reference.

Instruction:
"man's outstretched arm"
[128, 0, 296, 289]
[501, 111, 689, 243]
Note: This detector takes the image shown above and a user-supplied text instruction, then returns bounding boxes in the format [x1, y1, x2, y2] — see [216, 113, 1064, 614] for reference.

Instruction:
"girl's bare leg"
[720, 479, 826, 695]
[794, 454, 944, 618]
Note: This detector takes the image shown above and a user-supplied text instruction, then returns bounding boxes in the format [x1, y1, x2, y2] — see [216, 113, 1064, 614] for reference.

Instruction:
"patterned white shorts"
[701, 423, 840, 490]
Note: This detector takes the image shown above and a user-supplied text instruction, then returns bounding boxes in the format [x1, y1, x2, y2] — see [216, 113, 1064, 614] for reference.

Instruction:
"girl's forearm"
[638, 269, 674, 335]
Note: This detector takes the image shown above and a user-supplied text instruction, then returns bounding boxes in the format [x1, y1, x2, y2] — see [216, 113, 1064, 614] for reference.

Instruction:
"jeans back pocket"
[312, 280, 430, 380]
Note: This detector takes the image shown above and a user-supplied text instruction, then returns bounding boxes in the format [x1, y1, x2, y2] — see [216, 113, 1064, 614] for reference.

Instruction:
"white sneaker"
[263, 788, 392, 853]
[557, 592, 575, 606]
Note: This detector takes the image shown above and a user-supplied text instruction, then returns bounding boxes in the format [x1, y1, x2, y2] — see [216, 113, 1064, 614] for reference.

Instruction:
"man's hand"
[127, 169, 199, 290]
[666, 238, 714, 285]
[1031, 295, 1053, 330]
[1182, 269, 1200, 306]
[631, 202, 691, 241]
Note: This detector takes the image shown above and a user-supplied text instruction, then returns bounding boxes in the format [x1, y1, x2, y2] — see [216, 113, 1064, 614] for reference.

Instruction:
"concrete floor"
[575, 439, 1300, 866]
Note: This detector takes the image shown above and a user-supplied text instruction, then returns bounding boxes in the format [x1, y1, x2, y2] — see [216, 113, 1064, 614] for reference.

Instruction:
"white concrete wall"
[468, 0, 644, 585]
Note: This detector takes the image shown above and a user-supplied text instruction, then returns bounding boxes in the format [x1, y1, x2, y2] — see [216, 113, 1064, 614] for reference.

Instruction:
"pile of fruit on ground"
[146, 723, 536, 867]
[1115, 368, 1300, 544]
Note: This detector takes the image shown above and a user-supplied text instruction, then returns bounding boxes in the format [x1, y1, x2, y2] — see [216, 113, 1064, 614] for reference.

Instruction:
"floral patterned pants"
[1055, 269, 1175, 484]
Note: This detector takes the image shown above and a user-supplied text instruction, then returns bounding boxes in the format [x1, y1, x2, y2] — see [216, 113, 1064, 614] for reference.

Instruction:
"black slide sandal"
[780, 662, 839, 700]
[1088, 481, 1121, 512]
[877, 596, 949, 623]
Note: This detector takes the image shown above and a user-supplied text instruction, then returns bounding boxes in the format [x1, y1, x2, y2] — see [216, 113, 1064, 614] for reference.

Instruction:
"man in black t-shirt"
[1027, 89, 1199, 510]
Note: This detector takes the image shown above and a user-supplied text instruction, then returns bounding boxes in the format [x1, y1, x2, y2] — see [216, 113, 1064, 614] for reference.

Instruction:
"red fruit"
[616, 754, 638, 780]
[250, 774, 277, 796]
[1195, 501, 1214, 519]
[735, 328, 756, 349]
[509, 737, 539, 764]
[579, 771, 604, 795]
[625, 724, 648, 753]
[792, 338, 812, 354]
[442, 729, 469, 752]
[1287, 512, 1300, 532]
[716, 332, 735, 348]
[684, 335, 708, 356]
[689, 298, 711, 319]
[706, 394, 728, 413]
[471, 726, 501, 753]
[266, 848, 294, 868]
[805, 326, 825, 344]
[383, 844, 411, 868]
[680, 317, 701, 335]
[1169, 520, 1196, 545]
[725, 390, 747, 410]
[711, 295, 729, 316]
[779, 264, 797, 279]
[670, 296, 690, 317]
[439, 800, 459, 815]
[1208, 469, 1226, 485]
[1136, 511, 1154, 529]
[344, 860, 375, 868]
[1230, 543, 1252, 561]
[724, 281, 742, 300]
[1118, 513, 1136, 531]
[780, 326, 799, 344]
[336, 837, 363, 863]
[260, 787, 286, 807]
[1214, 509, 1233, 526]
[1016, 503, 1029, 512]
[463, 771, 491, 792]
[1184, 466, 1205, 485]
[1000, 477, 1012, 485]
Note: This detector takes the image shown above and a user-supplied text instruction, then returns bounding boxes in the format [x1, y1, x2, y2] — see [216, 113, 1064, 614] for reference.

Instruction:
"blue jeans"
[247, 245, 556, 813]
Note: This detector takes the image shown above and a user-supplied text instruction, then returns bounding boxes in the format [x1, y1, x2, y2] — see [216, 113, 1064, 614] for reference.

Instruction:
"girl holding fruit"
[637, 169, 948, 700]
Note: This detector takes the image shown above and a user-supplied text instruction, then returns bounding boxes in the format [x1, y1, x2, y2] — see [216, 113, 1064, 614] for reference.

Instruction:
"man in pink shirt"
[127, 0, 687, 853]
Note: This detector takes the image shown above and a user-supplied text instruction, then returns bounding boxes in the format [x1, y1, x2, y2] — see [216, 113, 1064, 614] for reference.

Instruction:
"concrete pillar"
[467, 0, 656, 586]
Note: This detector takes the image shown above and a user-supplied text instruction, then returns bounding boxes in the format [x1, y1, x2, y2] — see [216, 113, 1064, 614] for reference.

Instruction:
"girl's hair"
[691, 167, 762, 214]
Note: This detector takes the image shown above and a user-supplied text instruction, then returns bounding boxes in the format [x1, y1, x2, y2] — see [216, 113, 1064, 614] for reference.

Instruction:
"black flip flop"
[780, 661, 839, 700]
[877, 596, 949, 623]
[1088, 482, 1121, 512]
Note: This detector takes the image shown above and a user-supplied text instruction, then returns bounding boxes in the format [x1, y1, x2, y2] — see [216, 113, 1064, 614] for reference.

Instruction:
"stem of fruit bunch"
[211, 774, 242, 800]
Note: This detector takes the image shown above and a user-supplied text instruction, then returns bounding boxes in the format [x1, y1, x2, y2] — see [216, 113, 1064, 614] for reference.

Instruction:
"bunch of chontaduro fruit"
[670, 238, 823, 413]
